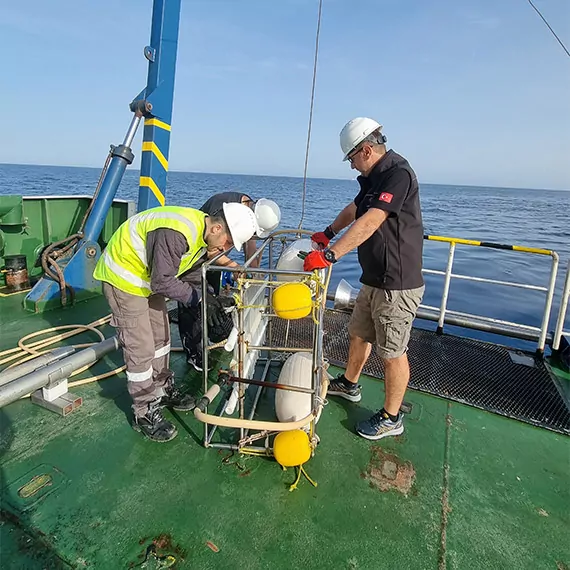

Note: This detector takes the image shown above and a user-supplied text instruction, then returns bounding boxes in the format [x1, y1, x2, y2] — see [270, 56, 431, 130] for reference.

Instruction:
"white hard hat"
[339, 117, 383, 161]
[254, 198, 281, 238]
[222, 202, 259, 252]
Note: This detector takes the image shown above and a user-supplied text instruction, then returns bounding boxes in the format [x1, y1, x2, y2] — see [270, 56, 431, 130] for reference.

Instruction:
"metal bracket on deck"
[31, 376, 82, 416]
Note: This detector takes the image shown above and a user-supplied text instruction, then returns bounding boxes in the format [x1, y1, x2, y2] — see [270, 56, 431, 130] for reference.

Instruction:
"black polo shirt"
[354, 150, 424, 290]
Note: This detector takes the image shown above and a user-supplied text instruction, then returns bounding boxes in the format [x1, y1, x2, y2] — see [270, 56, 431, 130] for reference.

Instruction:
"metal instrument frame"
[196, 230, 331, 454]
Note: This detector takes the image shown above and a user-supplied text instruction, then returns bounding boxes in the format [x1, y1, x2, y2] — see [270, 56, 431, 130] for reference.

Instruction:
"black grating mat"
[168, 307, 179, 323]
[270, 310, 570, 435]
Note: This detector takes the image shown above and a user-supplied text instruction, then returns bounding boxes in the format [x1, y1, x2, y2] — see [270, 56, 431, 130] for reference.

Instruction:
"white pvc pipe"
[224, 383, 240, 415]
[224, 327, 238, 352]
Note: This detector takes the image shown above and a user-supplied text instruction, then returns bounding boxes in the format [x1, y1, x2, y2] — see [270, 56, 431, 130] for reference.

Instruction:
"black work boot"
[160, 383, 197, 412]
[132, 400, 178, 442]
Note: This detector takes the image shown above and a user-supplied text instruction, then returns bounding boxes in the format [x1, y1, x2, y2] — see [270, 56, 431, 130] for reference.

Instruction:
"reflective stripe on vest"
[93, 206, 207, 297]
[102, 250, 151, 291]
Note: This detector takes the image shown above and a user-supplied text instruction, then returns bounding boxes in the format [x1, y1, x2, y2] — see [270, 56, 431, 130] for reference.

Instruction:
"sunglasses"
[347, 147, 364, 163]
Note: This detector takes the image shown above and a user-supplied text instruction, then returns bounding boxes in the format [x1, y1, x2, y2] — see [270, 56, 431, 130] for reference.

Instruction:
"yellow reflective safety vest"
[93, 206, 207, 297]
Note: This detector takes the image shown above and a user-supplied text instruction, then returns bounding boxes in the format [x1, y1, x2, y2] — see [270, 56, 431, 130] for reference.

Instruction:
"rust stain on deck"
[362, 447, 415, 496]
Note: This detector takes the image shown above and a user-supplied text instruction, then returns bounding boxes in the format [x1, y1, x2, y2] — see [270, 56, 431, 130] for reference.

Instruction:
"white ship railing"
[419, 234, 560, 354]
[552, 259, 570, 352]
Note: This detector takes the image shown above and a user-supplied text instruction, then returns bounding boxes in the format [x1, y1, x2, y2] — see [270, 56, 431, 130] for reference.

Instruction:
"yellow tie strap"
[289, 463, 318, 492]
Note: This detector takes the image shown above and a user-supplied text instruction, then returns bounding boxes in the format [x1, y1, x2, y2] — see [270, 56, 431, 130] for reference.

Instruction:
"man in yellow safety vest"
[94, 202, 258, 442]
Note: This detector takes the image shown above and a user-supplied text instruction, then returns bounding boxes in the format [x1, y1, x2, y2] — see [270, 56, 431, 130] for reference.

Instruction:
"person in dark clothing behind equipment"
[302, 117, 424, 442]
[177, 192, 281, 371]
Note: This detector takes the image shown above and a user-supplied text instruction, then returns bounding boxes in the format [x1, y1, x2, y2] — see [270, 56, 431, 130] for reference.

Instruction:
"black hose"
[37, 149, 112, 307]
[40, 234, 81, 307]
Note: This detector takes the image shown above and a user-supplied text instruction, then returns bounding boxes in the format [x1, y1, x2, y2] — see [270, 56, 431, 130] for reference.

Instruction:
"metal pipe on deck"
[0, 337, 119, 409]
[0, 347, 76, 387]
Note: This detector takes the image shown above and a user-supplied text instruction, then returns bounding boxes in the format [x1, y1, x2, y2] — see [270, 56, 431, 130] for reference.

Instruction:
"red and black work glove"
[300, 250, 334, 271]
[311, 225, 336, 249]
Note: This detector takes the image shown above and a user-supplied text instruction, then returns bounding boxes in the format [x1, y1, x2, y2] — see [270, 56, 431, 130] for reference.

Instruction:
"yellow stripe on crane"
[139, 176, 165, 206]
[141, 141, 168, 171]
[144, 118, 171, 131]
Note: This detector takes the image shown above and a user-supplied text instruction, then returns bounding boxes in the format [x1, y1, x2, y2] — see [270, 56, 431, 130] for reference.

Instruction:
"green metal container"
[0, 195, 134, 291]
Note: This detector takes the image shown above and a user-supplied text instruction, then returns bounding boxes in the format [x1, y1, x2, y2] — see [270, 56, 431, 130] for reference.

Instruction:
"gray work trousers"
[103, 282, 173, 417]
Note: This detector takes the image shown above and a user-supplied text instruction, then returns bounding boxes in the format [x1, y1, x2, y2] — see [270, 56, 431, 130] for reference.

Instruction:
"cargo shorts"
[348, 285, 425, 359]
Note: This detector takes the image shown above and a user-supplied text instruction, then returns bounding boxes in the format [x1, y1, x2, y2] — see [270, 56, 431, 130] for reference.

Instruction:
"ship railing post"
[437, 241, 456, 334]
[552, 259, 570, 353]
[537, 252, 559, 355]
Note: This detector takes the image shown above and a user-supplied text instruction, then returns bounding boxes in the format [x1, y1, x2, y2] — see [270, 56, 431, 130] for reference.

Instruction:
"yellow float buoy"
[273, 429, 317, 491]
[274, 430, 312, 467]
[272, 282, 312, 320]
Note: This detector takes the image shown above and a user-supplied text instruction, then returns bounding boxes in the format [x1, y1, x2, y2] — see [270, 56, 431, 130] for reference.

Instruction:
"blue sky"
[1, 0, 569, 189]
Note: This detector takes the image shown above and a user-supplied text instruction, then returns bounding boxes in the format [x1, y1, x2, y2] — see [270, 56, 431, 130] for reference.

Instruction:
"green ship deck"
[1, 291, 569, 569]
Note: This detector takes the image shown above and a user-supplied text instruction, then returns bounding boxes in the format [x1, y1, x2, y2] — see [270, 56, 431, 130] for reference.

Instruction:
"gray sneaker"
[355, 410, 404, 441]
[327, 376, 362, 402]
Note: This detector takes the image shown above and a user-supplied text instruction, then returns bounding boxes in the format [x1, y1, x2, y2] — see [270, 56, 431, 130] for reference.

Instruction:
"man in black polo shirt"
[303, 117, 424, 441]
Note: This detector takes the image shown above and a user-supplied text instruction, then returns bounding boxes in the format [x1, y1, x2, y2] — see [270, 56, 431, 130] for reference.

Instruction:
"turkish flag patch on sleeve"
[379, 192, 393, 203]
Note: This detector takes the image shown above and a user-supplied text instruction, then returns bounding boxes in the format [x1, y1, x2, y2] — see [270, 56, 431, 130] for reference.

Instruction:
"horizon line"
[0, 161, 568, 194]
